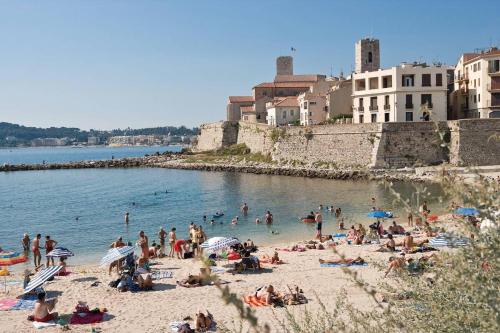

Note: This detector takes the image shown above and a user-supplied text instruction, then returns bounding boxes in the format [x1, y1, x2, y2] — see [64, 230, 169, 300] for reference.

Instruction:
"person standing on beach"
[315, 212, 323, 240]
[241, 203, 249, 216]
[22, 233, 30, 252]
[158, 227, 167, 257]
[265, 211, 273, 224]
[45, 236, 57, 267]
[137, 231, 149, 260]
[168, 228, 177, 257]
[32, 234, 42, 268]
[124, 212, 129, 224]
[195, 226, 206, 256]
[407, 212, 413, 227]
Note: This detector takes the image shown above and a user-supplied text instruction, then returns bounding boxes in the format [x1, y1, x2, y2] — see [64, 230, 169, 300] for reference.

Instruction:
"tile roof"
[228, 96, 254, 103]
[463, 49, 500, 64]
[274, 97, 299, 107]
[253, 82, 314, 88]
[274, 74, 325, 83]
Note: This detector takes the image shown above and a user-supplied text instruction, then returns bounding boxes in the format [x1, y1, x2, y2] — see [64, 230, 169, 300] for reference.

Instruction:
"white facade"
[352, 63, 450, 123]
[453, 50, 500, 118]
[266, 105, 299, 126]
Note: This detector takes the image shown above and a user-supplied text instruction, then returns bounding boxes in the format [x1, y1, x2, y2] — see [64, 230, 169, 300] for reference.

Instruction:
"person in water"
[241, 203, 249, 215]
[45, 236, 57, 267]
[231, 216, 239, 225]
[32, 234, 42, 268]
[265, 211, 273, 224]
[255, 218, 261, 224]
[125, 212, 129, 224]
[22, 233, 30, 252]
[315, 211, 323, 240]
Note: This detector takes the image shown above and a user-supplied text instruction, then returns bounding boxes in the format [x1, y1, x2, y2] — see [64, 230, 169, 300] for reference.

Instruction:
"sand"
[0, 235, 435, 333]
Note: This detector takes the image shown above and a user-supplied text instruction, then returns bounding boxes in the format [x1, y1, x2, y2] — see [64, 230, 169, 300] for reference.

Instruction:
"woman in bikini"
[168, 228, 177, 258]
[32, 234, 42, 268]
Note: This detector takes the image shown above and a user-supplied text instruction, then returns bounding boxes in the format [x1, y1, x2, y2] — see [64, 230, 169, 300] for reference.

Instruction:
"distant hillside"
[0, 122, 199, 146]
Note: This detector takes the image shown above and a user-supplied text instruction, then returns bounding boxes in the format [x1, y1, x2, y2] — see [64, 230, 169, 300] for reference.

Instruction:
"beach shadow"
[46, 290, 63, 298]
[152, 283, 176, 291]
[71, 276, 98, 283]
[241, 268, 274, 275]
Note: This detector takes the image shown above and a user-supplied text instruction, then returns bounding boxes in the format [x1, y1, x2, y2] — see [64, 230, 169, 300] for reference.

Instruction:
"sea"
[0, 146, 448, 269]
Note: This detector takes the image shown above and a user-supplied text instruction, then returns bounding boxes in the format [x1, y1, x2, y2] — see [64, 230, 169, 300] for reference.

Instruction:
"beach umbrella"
[46, 247, 74, 258]
[429, 234, 469, 247]
[99, 246, 135, 267]
[367, 211, 390, 218]
[454, 207, 478, 216]
[201, 237, 240, 252]
[0, 251, 27, 292]
[200, 237, 226, 249]
[23, 265, 63, 294]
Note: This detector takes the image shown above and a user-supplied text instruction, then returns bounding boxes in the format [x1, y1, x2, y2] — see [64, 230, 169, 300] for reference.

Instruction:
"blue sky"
[0, 0, 498, 130]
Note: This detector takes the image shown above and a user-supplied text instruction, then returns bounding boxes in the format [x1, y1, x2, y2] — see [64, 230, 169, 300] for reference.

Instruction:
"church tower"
[355, 38, 380, 73]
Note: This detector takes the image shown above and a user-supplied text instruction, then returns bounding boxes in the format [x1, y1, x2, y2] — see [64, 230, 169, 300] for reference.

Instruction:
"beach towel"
[0, 281, 22, 287]
[56, 271, 71, 277]
[243, 295, 268, 307]
[209, 267, 226, 274]
[151, 271, 173, 280]
[333, 233, 347, 238]
[0, 299, 18, 311]
[69, 311, 104, 325]
[33, 321, 57, 329]
[320, 262, 368, 267]
[10, 299, 37, 310]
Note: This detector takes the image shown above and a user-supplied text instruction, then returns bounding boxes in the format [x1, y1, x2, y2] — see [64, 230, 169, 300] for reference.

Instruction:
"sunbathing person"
[376, 234, 396, 252]
[32, 292, 58, 323]
[346, 226, 357, 240]
[384, 254, 406, 277]
[402, 232, 415, 252]
[255, 285, 279, 305]
[388, 221, 405, 235]
[318, 257, 365, 265]
[195, 311, 214, 332]
[136, 273, 153, 290]
[261, 251, 283, 264]
[240, 251, 261, 270]
[58, 257, 67, 274]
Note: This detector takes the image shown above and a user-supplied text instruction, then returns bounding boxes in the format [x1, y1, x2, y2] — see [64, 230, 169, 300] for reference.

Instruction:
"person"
[402, 232, 414, 253]
[203, 215, 207, 222]
[45, 236, 57, 267]
[149, 241, 160, 258]
[137, 272, 153, 291]
[265, 211, 273, 224]
[256, 285, 278, 305]
[174, 239, 187, 259]
[424, 221, 437, 237]
[195, 226, 206, 256]
[315, 211, 323, 240]
[346, 226, 357, 242]
[255, 218, 261, 224]
[384, 254, 406, 277]
[270, 251, 281, 264]
[210, 219, 215, 225]
[190, 225, 198, 254]
[137, 231, 149, 260]
[371, 197, 376, 205]
[158, 227, 167, 257]
[318, 257, 365, 265]
[231, 216, 239, 225]
[32, 234, 42, 268]
[22, 233, 30, 252]
[318, 204, 323, 211]
[377, 234, 396, 252]
[339, 218, 345, 230]
[58, 257, 67, 274]
[335, 207, 342, 219]
[195, 311, 214, 332]
[109, 237, 126, 275]
[168, 228, 177, 257]
[241, 203, 249, 215]
[33, 292, 58, 323]
[388, 221, 405, 235]
[124, 212, 129, 224]
[407, 212, 413, 227]
[354, 224, 365, 245]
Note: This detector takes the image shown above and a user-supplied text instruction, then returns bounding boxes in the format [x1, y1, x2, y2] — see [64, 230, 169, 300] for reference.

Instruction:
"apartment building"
[451, 47, 500, 119]
[299, 93, 328, 125]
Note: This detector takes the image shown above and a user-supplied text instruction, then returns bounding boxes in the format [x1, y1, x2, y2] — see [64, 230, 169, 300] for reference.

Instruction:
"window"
[405, 112, 413, 122]
[384, 113, 390, 122]
[474, 79, 476, 88]
[473, 63, 477, 72]
[405, 94, 413, 108]
[282, 111, 287, 119]
[263, 91, 267, 96]
[478, 78, 480, 87]
[370, 97, 378, 110]
[243, 116, 248, 121]
[474, 95, 477, 103]
[369, 77, 378, 89]
[488, 60, 499, 73]
[478, 94, 481, 102]
[309, 112, 312, 116]
[371, 114, 377, 123]
[358, 98, 363, 107]
[309, 101, 316, 105]
[478, 62, 481, 71]
[368, 51, 373, 63]
[423, 111, 430, 121]
[290, 110, 294, 116]
[256, 114, 261, 120]
[303, 101, 308, 109]
[402, 74, 415, 87]
[382, 75, 392, 88]
[384, 95, 390, 109]
[436, 73, 443, 86]
[422, 74, 431, 87]
[359, 115, 364, 123]
[421, 94, 433, 108]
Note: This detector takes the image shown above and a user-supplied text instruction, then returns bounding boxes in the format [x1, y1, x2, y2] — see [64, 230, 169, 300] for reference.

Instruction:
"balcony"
[383, 104, 390, 110]
[487, 83, 500, 92]
[486, 99, 500, 108]
[488, 70, 500, 76]
[405, 103, 413, 109]
[369, 105, 378, 111]
[357, 106, 365, 112]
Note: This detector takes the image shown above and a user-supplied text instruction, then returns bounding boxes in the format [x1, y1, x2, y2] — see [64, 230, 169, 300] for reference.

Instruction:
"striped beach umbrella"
[0, 251, 27, 266]
[429, 234, 469, 247]
[46, 247, 74, 258]
[201, 237, 240, 252]
[99, 246, 135, 267]
[23, 265, 63, 294]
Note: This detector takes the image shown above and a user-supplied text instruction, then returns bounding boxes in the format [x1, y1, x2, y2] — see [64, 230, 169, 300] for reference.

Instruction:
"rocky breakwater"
[0, 153, 183, 172]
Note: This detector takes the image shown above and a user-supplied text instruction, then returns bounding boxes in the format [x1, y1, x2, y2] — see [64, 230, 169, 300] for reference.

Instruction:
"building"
[352, 38, 450, 123]
[326, 77, 353, 120]
[266, 97, 300, 126]
[226, 96, 254, 121]
[87, 136, 100, 145]
[451, 47, 500, 119]
[299, 92, 328, 125]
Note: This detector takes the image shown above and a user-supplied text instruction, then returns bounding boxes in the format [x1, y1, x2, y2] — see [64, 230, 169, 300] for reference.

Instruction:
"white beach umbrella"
[201, 237, 240, 252]
[99, 246, 135, 267]
[200, 237, 226, 249]
[46, 247, 74, 258]
[23, 265, 63, 294]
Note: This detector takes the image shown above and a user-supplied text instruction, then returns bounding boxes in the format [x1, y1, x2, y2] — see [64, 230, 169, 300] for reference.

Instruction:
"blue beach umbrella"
[454, 207, 478, 216]
[367, 211, 390, 218]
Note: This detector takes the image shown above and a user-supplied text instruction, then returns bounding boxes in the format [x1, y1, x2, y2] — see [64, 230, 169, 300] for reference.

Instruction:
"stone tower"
[276, 56, 293, 75]
[355, 38, 380, 73]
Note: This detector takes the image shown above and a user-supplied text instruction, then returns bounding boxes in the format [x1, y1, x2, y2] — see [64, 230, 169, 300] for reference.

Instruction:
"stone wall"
[195, 119, 500, 168]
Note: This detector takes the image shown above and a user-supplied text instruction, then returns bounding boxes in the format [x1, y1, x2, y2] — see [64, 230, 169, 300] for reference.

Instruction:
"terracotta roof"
[228, 96, 254, 103]
[240, 106, 255, 113]
[274, 74, 325, 83]
[274, 97, 299, 107]
[253, 82, 314, 89]
[464, 49, 500, 64]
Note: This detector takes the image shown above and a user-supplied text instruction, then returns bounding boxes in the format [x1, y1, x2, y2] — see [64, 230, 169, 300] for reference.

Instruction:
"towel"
[333, 233, 347, 238]
[33, 321, 57, 329]
[69, 311, 104, 325]
[0, 299, 18, 311]
[169, 321, 187, 332]
[320, 262, 368, 267]
[209, 267, 226, 274]
[243, 295, 268, 307]
[10, 299, 37, 310]
[151, 271, 173, 280]
[0, 281, 22, 287]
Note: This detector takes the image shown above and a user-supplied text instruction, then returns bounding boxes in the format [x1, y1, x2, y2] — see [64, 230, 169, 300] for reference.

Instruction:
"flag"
[291, 47, 296, 52]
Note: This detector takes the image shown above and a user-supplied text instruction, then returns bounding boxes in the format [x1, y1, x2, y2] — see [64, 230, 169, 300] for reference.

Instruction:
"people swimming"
[231, 216, 239, 225]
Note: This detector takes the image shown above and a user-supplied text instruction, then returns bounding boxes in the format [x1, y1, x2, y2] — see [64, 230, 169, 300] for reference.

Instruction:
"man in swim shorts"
[45, 236, 57, 267]
[32, 234, 42, 268]
[33, 292, 58, 323]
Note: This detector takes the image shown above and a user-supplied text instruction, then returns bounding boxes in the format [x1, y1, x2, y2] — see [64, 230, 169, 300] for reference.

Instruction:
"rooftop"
[462, 48, 500, 64]
[253, 82, 314, 89]
[228, 96, 254, 103]
[274, 74, 325, 83]
[272, 97, 299, 107]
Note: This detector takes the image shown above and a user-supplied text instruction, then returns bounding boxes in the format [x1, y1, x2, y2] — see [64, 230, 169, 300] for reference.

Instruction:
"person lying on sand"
[402, 232, 414, 253]
[260, 251, 283, 264]
[318, 257, 365, 265]
[32, 292, 58, 323]
[195, 311, 214, 332]
[376, 234, 396, 252]
[255, 285, 279, 305]
[283, 285, 308, 305]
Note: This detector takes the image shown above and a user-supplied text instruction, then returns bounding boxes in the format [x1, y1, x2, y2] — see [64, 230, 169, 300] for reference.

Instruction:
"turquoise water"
[0, 145, 182, 165]
[0, 167, 447, 268]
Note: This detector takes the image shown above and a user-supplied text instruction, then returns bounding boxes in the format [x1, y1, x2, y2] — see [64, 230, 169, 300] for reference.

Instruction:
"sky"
[0, 0, 499, 130]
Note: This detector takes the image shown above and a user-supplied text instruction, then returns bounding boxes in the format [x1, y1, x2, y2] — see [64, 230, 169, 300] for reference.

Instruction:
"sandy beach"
[0, 231, 438, 333]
